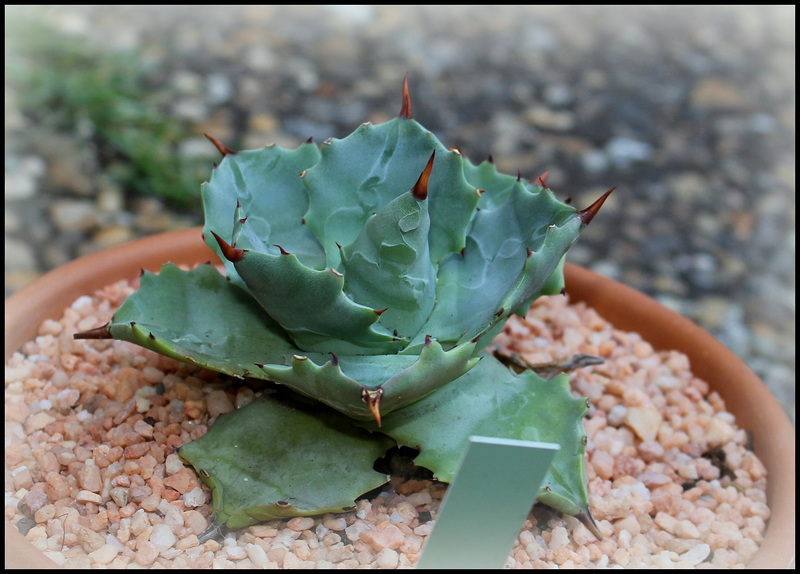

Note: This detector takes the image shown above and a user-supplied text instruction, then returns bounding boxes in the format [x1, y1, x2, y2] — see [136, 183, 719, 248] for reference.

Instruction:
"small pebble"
[88, 543, 120, 565]
[150, 523, 177, 550]
[681, 543, 711, 565]
[183, 486, 206, 507]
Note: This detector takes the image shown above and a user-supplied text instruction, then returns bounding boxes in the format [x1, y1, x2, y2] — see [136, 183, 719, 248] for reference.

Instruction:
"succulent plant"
[76, 76, 611, 538]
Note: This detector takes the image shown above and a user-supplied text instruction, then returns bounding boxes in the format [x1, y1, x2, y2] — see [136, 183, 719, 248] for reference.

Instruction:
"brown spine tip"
[424, 334, 432, 346]
[487, 153, 494, 164]
[517, 169, 522, 182]
[210, 230, 245, 262]
[328, 352, 339, 366]
[204, 133, 236, 157]
[374, 308, 388, 316]
[361, 388, 384, 427]
[305, 136, 313, 144]
[494, 307, 505, 317]
[399, 73, 413, 119]
[275, 244, 289, 255]
[535, 170, 550, 189]
[73, 322, 113, 340]
[576, 508, 603, 540]
[411, 150, 436, 200]
[526, 247, 532, 257]
[578, 187, 615, 225]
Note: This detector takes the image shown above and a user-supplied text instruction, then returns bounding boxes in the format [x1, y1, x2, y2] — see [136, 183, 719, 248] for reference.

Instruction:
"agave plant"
[76, 77, 611, 537]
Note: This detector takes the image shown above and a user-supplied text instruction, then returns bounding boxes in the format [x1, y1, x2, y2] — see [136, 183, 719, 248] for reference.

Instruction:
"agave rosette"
[76, 78, 609, 533]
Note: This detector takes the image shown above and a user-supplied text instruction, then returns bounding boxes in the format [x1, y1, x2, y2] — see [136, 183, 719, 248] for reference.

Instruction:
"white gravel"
[5, 274, 769, 568]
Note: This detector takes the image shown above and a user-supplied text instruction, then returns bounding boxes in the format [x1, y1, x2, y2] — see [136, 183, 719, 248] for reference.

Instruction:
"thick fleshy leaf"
[230, 249, 404, 355]
[462, 158, 521, 210]
[511, 256, 568, 318]
[108, 263, 292, 378]
[404, 184, 581, 353]
[258, 338, 479, 420]
[179, 391, 393, 530]
[302, 118, 479, 268]
[201, 142, 324, 292]
[370, 354, 591, 518]
[340, 190, 436, 339]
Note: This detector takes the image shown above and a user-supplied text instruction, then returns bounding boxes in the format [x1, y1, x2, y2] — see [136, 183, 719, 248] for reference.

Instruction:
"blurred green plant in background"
[6, 13, 211, 210]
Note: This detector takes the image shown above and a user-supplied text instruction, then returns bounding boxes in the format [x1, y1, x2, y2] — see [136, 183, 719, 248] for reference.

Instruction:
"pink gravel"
[5, 275, 769, 568]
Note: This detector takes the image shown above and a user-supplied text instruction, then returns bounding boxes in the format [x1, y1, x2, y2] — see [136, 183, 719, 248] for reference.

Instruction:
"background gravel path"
[5, 6, 794, 422]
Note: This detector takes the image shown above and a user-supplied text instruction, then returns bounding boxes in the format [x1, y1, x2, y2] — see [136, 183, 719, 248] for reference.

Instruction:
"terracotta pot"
[5, 227, 795, 569]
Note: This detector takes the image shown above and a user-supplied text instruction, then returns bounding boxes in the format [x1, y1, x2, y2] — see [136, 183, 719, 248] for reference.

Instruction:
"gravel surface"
[5, 6, 794, 424]
[5, 274, 769, 568]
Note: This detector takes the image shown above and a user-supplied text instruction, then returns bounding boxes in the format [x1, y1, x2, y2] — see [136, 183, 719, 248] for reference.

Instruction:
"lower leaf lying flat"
[178, 390, 393, 530]
[368, 353, 591, 518]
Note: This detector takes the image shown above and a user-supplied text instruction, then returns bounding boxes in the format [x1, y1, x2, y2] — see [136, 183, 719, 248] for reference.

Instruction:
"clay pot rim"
[4, 227, 795, 569]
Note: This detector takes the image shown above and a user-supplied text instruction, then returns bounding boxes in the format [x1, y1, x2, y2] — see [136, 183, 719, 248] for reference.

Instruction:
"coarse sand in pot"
[5, 269, 769, 568]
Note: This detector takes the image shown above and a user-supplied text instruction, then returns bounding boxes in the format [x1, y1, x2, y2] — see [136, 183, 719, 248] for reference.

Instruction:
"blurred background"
[5, 5, 794, 422]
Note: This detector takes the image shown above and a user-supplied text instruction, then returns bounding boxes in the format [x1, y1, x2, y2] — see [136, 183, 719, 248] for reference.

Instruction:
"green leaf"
[405, 184, 581, 353]
[179, 392, 393, 529]
[202, 143, 324, 292]
[230, 249, 403, 355]
[259, 338, 479, 420]
[340, 190, 436, 339]
[109, 263, 292, 378]
[302, 118, 479, 268]
[372, 354, 591, 517]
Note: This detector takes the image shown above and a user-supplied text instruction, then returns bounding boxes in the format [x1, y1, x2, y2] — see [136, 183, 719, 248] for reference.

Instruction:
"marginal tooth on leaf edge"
[73, 322, 112, 340]
[411, 150, 436, 200]
[328, 352, 338, 366]
[274, 244, 290, 255]
[576, 508, 603, 540]
[578, 187, 615, 225]
[399, 73, 412, 119]
[535, 170, 550, 189]
[374, 308, 388, 316]
[204, 133, 236, 157]
[210, 231, 245, 262]
[361, 388, 384, 427]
